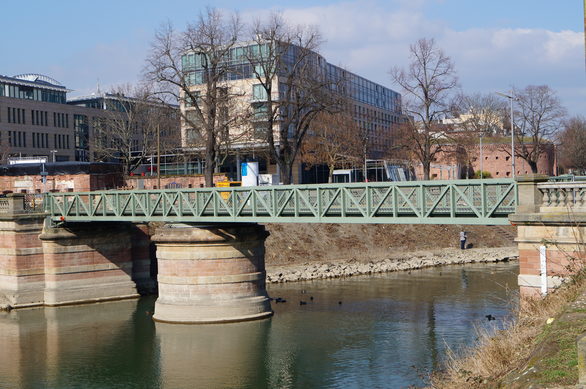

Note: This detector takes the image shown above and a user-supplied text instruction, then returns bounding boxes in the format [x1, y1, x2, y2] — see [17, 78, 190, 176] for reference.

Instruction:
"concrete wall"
[152, 223, 272, 323]
[0, 171, 233, 193]
[0, 214, 46, 307]
[125, 174, 228, 190]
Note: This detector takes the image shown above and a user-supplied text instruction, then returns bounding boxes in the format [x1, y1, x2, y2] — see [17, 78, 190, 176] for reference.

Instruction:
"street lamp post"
[496, 91, 517, 178]
[50, 149, 58, 163]
[157, 123, 161, 190]
[479, 132, 484, 179]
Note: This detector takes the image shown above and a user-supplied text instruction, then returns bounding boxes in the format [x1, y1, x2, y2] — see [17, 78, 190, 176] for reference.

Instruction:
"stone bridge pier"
[510, 175, 586, 297]
[0, 195, 272, 324]
[152, 223, 273, 324]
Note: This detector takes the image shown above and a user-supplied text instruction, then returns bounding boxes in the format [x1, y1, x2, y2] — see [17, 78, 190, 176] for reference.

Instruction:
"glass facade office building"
[181, 44, 401, 113]
[181, 43, 404, 161]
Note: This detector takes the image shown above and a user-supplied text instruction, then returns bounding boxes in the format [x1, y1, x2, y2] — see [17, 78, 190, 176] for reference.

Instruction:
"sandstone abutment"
[39, 222, 140, 306]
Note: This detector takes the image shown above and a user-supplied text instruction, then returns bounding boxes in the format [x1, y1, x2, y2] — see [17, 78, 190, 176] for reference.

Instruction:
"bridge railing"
[44, 179, 517, 225]
[538, 182, 586, 212]
[0, 193, 45, 215]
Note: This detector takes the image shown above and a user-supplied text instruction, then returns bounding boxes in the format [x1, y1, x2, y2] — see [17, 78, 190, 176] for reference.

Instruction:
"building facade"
[0, 74, 179, 167]
[0, 74, 80, 162]
[413, 140, 556, 180]
[180, 42, 405, 183]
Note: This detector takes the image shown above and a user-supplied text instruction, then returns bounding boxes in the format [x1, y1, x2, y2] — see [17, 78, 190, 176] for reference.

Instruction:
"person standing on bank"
[460, 231, 467, 250]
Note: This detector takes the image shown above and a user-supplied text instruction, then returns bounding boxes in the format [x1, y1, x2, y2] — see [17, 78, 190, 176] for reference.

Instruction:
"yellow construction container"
[216, 181, 241, 200]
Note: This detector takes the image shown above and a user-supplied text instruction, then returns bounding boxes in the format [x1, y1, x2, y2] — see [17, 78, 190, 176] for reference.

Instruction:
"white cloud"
[55, 0, 583, 115]
[252, 1, 584, 115]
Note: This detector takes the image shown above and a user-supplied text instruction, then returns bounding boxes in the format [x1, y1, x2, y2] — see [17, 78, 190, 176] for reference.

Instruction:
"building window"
[252, 84, 268, 101]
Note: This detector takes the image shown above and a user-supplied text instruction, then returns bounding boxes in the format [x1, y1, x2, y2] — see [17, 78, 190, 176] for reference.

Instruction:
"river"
[0, 261, 518, 389]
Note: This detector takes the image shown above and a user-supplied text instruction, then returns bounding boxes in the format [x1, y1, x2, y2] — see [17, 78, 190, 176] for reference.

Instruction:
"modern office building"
[180, 42, 405, 183]
[0, 74, 77, 162]
[0, 74, 178, 165]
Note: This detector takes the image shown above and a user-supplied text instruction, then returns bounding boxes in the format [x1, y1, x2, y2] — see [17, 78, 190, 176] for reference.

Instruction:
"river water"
[0, 262, 518, 389]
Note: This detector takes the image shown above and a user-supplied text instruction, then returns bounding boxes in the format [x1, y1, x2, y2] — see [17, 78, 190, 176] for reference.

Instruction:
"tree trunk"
[204, 133, 215, 187]
[423, 161, 431, 180]
[328, 164, 335, 183]
[204, 154, 214, 187]
[280, 160, 293, 185]
[528, 160, 538, 174]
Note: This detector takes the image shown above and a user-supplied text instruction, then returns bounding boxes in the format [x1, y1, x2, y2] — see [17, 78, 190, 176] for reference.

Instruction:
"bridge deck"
[44, 179, 517, 225]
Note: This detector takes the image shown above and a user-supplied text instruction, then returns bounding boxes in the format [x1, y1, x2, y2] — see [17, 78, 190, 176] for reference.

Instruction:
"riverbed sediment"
[266, 247, 517, 283]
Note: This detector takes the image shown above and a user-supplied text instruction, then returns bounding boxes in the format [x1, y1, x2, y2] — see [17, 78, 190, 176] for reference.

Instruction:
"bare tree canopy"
[558, 116, 586, 174]
[513, 85, 566, 173]
[390, 38, 459, 180]
[451, 92, 507, 136]
[91, 84, 179, 175]
[144, 7, 243, 186]
[246, 13, 342, 184]
[300, 111, 362, 182]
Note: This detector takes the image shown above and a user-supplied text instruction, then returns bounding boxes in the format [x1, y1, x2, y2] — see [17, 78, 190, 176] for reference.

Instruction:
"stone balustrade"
[0, 194, 45, 215]
[538, 182, 586, 212]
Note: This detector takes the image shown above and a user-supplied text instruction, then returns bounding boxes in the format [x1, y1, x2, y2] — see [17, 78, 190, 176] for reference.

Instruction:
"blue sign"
[241, 163, 247, 177]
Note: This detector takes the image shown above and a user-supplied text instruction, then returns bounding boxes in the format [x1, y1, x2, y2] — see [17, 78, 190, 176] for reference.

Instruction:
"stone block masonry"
[39, 222, 140, 306]
[0, 214, 46, 307]
[152, 223, 272, 324]
[0, 195, 157, 308]
[510, 175, 586, 298]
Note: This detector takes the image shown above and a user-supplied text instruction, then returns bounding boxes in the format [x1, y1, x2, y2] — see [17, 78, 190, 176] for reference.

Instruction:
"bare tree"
[300, 111, 362, 182]
[144, 8, 243, 186]
[91, 84, 178, 175]
[512, 85, 566, 173]
[390, 38, 458, 180]
[452, 93, 507, 135]
[558, 116, 586, 174]
[245, 14, 342, 184]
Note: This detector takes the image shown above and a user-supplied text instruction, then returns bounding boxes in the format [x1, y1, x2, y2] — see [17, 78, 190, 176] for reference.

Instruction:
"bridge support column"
[39, 222, 140, 306]
[0, 194, 46, 308]
[510, 175, 586, 298]
[152, 223, 272, 324]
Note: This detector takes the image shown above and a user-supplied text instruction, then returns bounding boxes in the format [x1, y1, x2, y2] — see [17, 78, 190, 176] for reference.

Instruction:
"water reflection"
[0, 262, 518, 388]
[156, 320, 270, 388]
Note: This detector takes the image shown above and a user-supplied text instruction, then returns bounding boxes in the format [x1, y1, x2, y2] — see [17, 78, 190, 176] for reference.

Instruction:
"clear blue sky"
[2, 0, 584, 114]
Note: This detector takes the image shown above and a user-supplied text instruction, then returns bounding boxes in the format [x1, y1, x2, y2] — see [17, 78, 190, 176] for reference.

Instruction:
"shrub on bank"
[473, 170, 492, 179]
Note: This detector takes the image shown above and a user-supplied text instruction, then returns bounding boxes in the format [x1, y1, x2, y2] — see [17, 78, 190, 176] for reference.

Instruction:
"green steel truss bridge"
[44, 179, 517, 225]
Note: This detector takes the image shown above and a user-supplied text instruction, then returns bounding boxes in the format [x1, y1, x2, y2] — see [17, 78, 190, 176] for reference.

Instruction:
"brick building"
[414, 140, 556, 180]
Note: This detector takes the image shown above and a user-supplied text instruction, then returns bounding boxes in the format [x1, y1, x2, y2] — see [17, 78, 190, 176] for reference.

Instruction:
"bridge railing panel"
[43, 179, 517, 225]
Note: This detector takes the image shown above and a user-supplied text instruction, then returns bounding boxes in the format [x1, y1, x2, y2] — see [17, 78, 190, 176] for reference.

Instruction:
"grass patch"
[532, 319, 586, 385]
